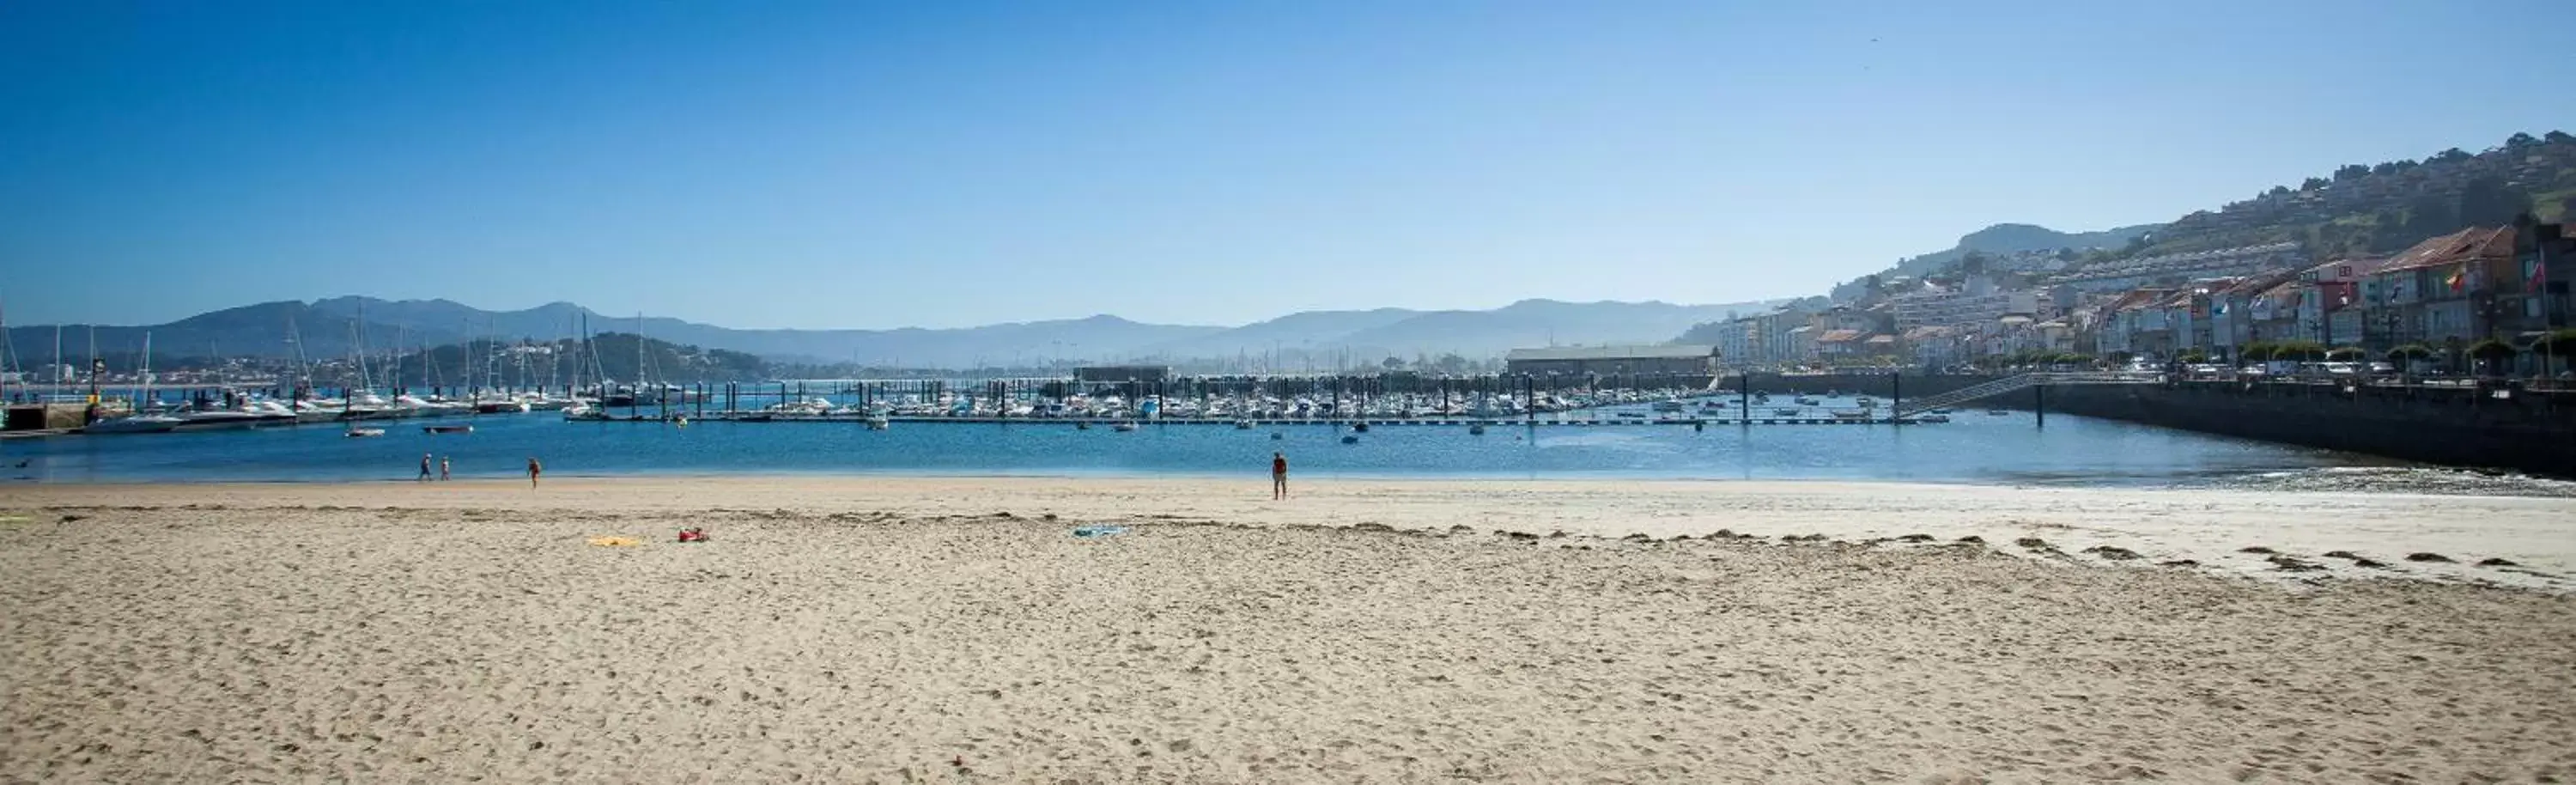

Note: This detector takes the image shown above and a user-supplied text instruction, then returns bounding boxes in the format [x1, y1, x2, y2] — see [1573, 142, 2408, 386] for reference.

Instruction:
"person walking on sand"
[418, 453, 434, 483]
[1272, 451, 1289, 500]
[526, 456, 542, 489]
[439, 456, 451, 481]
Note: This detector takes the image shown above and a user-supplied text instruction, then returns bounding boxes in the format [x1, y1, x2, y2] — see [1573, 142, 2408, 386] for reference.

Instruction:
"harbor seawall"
[1740, 373, 2576, 478]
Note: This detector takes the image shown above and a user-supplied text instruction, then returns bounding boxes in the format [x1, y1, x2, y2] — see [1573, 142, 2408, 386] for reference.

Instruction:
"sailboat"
[82, 332, 181, 435]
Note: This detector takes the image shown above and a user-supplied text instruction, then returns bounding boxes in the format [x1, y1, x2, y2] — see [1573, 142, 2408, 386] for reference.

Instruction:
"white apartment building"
[1890, 289, 2040, 331]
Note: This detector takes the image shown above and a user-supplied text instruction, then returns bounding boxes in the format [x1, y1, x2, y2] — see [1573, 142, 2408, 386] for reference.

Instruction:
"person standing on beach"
[1272, 451, 1289, 500]
[418, 453, 434, 482]
[439, 456, 451, 481]
[526, 456, 542, 489]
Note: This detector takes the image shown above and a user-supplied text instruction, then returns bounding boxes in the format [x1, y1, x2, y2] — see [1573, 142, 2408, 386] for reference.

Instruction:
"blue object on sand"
[1072, 526, 1128, 539]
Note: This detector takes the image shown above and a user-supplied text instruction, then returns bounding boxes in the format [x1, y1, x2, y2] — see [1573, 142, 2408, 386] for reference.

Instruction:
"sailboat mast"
[287, 314, 312, 401]
[0, 294, 11, 404]
[633, 313, 643, 417]
[351, 319, 371, 397]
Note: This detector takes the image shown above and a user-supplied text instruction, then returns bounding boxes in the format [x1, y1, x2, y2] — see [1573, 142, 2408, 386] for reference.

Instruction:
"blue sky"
[3, 0, 2567, 329]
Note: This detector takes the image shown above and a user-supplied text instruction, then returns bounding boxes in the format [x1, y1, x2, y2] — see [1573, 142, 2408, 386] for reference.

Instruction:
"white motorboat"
[398, 394, 473, 418]
[85, 332, 185, 434]
[242, 400, 300, 426]
[83, 413, 185, 435]
[172, 408, 265, 431]
[293, 400, 345, 423]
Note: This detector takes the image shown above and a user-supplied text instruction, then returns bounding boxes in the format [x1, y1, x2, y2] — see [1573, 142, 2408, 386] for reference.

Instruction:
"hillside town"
[1692, 222, 2573, 379]
[1692, 133, 2576, 380]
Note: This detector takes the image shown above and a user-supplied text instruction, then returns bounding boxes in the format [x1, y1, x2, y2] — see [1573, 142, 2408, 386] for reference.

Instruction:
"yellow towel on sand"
[587, 537, 641, 547]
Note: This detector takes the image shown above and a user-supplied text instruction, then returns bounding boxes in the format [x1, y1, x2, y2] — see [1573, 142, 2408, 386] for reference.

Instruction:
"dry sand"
[4, 478, 2573, 782]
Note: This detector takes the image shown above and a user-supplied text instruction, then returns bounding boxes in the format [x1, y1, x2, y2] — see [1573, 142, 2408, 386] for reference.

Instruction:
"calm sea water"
[1, 398, 2421, 488]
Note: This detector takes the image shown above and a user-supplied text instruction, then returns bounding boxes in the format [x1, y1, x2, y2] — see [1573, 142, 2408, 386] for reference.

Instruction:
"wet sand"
[3, 478, 2572, 782]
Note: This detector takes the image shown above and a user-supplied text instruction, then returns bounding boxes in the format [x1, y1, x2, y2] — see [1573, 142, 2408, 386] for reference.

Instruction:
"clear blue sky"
[3, 0, 2567, 329]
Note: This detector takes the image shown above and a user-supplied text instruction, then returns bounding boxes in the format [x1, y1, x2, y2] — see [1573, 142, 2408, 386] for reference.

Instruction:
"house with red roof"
[2359, 227, 2518, 350]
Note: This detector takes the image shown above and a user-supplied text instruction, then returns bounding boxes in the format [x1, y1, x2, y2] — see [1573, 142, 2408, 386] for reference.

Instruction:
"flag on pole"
[2533, 259, 2549, 292]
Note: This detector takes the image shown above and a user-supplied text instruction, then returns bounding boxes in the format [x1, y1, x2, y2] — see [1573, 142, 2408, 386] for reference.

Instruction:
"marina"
[0, 380, 2395, 487]
[12, 369, 2140, 437]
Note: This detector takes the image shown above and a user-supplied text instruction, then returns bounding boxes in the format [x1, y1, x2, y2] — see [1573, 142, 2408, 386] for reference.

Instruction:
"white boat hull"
[83, 416, 183, 435]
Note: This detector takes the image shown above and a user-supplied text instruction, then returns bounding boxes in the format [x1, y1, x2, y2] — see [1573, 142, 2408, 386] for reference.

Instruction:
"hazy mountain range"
[6, 295, 1787, 370]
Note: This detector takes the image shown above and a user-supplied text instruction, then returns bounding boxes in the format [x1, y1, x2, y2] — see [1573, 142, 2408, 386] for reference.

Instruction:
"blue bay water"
[2, 404, 2385, 486]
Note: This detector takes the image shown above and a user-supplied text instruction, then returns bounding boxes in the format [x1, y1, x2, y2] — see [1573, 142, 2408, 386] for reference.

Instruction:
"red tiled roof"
[1818, 329, 1864, 343]
[2221, 268, 2300, 295]
[2306, 257, 2391, 277]
[2106, 288, 2173, 312]
[2382, 226, 2516, 272]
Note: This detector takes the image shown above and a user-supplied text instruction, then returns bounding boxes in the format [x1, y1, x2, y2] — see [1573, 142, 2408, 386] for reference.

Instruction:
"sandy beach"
[5, 478, 2573, 782]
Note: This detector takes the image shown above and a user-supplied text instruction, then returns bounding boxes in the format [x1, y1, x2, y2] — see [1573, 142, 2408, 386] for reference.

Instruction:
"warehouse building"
[1501, 344, 1718, 376]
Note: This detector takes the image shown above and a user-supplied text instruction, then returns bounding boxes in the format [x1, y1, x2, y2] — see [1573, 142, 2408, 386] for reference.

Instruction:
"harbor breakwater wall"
[1740, 373, 2576, 478]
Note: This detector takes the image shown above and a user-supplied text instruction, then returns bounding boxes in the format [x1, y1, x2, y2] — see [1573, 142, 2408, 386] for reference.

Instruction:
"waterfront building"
[2050, 242, 2308, 295]
[1502, 344, 1718, 376]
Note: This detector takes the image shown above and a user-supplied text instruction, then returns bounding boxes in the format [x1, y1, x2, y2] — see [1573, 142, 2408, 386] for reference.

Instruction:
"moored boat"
[172, 409, 266, 432]
[83, 413, 185, 435]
